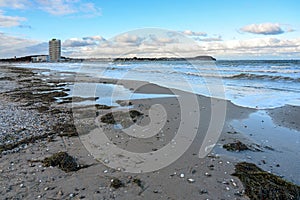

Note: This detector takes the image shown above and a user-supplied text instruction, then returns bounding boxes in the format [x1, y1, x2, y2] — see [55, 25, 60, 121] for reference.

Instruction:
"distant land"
[113, 56, 216, 61]
[0, 55, 216, 63]
[0, 55, 83, 63]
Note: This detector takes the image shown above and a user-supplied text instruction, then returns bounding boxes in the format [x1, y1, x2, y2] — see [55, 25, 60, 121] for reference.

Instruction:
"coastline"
[0, 65, 299, 199]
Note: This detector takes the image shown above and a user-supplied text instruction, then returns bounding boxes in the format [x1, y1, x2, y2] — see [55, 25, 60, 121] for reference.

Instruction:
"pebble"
[179, 173, 185, 178]
[29, 163, 35, 167]
[204, 172, 211, 177]
[170, 172, 177, 177]
[222, 181, 229, 185]
[187, 178, 195, 183]
[104, 159, 109, 164]
[199, 189, 208, 194]
[153, 189, 162, 193]
[230, 179, 238, 187]
[208, 165, 214, 170]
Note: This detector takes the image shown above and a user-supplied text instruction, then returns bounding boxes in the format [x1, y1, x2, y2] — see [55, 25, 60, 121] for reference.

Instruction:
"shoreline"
[0, 65, 299, 199]
[2, 61, 299, 110]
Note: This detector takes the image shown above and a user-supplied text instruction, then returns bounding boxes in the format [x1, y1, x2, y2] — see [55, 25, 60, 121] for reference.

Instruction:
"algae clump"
[43, 152, 79, 172]
[233, 162, 300, 200]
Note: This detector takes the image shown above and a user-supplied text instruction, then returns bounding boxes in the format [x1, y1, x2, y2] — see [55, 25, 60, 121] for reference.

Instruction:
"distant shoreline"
[0, 55, 216, 63]
[112, 56, 216, 62]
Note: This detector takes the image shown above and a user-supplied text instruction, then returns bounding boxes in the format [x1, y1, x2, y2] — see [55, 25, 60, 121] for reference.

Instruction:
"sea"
[12, 59, 300, 109]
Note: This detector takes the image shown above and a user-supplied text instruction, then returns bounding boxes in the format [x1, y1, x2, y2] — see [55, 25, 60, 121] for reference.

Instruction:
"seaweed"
[110, 178, 124, 189]
[43, 152, 79, 172]
[223, 140, 250, 152]
[133, 178, 144, 190]
[232, 162, 300, 200]
[100, 110, 143, 128]
[0, 132, 55, 153]
[54, 123, 78, 137]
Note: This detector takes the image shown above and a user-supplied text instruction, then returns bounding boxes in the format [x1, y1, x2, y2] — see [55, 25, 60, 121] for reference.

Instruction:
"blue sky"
[0, 0, 299, 59]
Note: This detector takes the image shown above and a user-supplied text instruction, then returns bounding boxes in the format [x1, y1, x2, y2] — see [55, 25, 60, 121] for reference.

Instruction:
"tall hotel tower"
[49, 39, 61, 62]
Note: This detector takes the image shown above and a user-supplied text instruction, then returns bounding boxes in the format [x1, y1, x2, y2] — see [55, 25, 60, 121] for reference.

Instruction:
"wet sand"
[0, 65, 299, 199]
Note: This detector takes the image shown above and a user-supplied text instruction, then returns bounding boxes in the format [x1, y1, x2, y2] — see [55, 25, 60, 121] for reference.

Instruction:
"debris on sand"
[116, 100, 133, 106]
[133, 178, 144, 189]
[43, 152, 79, 172]
[54, 123, 78, 137]
[110, 178, 124, 189]
[227, 131, 238, 134]
[100, 110, 143, 128]
[223, 140, 250, 152]
[233, 162, 300, 200]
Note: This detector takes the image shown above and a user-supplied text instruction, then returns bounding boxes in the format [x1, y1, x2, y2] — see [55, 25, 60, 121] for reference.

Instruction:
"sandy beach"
[0, 65, 299, 200]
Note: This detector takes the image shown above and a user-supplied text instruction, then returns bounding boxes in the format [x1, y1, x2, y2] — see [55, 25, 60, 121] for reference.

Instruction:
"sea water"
[12, 59, 300, 109]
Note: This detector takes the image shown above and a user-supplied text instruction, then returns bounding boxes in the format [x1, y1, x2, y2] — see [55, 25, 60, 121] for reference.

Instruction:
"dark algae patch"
[0, 132, 55, 154]
[110, 178, 125, 189]
[133, 178, 144, 190]
[100, 110, 143, 128]
[53, 123, 78, 137]
[233, 162, 300, 200]
[223, 140, 250, 152]
[43, 152, 79, 172]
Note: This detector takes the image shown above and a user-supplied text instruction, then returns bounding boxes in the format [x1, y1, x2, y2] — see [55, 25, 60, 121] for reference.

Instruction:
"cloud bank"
[183, 30, 207, 37]
[0, 32, 46, 58]
[61, 30, 300, 59]
[1, 26, 299, 59]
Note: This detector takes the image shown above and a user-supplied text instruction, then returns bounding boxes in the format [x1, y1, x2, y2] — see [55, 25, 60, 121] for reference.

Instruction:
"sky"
[0, 0, 299, 59]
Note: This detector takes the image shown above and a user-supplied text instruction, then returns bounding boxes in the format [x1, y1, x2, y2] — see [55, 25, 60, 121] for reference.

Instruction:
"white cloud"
[114, 34, 144, 46]
[35, 0, 76, 15]
[0, 10, 26, 27]
[34, 0, 101, 16]
[240, 23, 285, 35]
[141, 34, 178, 47]
[79, 2, 101, 17]
[197, 36, 222, 42]
[195, 37, 300, 58]
[18, 24, 32, 29]
[183, 30, 207, 37]
[149, 34, 176, 43]
[0, 0, 29, 9]
[0, 0, 101, 16]
[63, 36, 105, 47]
[82, 36, 106, 41]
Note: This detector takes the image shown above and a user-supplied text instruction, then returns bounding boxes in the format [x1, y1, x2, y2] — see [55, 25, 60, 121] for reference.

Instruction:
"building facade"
[49, 39, 61, 62]
[31, 55, 49, 62]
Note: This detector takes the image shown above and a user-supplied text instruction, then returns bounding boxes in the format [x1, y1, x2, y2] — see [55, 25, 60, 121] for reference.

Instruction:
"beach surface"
[0, 65, 299, 199]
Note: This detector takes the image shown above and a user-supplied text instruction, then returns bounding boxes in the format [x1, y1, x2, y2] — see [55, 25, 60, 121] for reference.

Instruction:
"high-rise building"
[49, 39, 61, 62]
